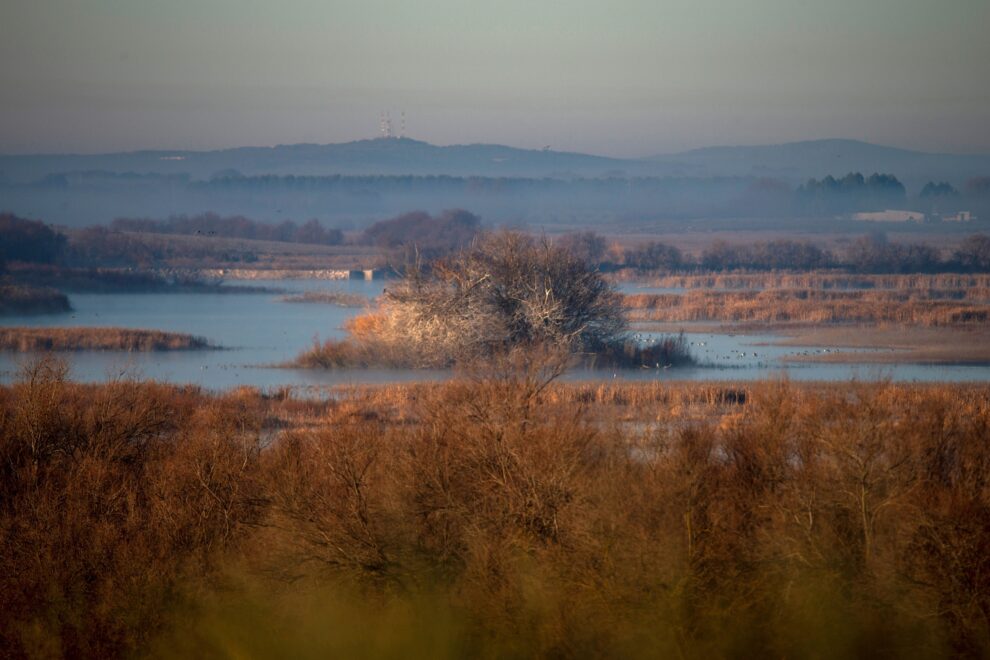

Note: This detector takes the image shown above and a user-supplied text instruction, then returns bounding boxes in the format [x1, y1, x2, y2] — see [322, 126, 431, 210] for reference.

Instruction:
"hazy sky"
[1, 0, 988, 156]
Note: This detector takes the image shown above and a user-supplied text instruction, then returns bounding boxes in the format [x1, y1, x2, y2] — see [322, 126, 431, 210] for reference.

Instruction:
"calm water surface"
[2, 279, 988, 389]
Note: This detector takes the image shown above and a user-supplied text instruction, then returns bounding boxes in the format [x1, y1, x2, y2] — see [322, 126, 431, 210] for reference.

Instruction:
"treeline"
[793, 173, 990, 216]
[0, 213, 331, 270]
[0, 210, 446, 272]
[1, 210, 482, 270]
[111, 212, 344, 245]
[359, 209, 482, 258]
[795, 172, 906, 214]
[201, 170, 990, 219]
[5, 169, 990, 227]
[201, 171, 990, 202]
[0, 213, 66, 269]
[0, 215, 222, 269]
[0, 215, 263, 289]
[560, 231, 990, 274]
[0, 209, 486, 275]
[110, 209, 483, 258]
[4, 211, 990, 275]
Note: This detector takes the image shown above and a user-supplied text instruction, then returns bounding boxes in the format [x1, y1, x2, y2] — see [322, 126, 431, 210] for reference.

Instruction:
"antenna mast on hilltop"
[379, 111, 394, 139]
[378, 110, 406, 139]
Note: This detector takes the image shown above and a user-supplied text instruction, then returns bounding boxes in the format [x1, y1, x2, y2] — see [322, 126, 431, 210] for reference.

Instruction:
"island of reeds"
[278, 290, 369, 306]
[0, 284, 71, 316]
[0, 327, 213, 351]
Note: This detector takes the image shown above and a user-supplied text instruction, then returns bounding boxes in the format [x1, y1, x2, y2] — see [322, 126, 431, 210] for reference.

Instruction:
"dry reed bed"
[626, 290, 990, 326]
[0, 327, 213, 351]
[0, 284, 71, 315]
[3, 362, 990, 657]
[636, 272, 990, 291]
[278, 290, 370, 306]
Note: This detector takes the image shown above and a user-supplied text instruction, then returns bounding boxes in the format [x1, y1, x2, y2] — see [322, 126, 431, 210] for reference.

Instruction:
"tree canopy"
[796, 172, 906, 213]
[0, 214, 66, 264]
[367, 232, 625, 364]
[362, 209, 481, 259]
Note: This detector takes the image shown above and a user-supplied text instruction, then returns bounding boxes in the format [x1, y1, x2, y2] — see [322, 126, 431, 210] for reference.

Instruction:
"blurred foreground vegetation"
[1, 357, 989, 658]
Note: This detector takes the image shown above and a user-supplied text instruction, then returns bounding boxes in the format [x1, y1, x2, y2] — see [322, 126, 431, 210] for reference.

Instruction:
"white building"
[852, 209, 925, 223]
[940, 211, 975, 222]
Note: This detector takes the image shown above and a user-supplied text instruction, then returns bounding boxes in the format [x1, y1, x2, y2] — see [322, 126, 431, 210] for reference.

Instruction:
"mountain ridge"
[1, 137, 987, 187]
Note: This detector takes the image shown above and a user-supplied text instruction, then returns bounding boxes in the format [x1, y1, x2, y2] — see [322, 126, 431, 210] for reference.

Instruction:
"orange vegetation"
[630, 271, 990, 291]
[625, 289, 990, 326]
[2, 359, 989, 657]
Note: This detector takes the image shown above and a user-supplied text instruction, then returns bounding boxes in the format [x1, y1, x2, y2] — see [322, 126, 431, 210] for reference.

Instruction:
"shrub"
[342, 232, 625, 366]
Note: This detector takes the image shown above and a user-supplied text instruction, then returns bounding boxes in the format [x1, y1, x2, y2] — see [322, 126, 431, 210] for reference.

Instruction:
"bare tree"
[377, 231, 625, 365]
[556, 231, 607, 265]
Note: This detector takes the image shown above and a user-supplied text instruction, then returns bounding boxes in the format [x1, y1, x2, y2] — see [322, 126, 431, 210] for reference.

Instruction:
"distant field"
[600, 226, 983, 255]
[62, 228, 385, 270]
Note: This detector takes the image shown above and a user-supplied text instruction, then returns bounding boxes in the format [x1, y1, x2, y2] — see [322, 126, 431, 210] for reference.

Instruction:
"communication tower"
[379, 112, 394, 138]
[378, 110, 405, 139]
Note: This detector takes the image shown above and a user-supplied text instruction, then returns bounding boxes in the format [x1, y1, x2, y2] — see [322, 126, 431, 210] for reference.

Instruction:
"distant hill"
[1, 137, 987, 187]
[647, 139, 990, 187]
[0, 138, 629, 184]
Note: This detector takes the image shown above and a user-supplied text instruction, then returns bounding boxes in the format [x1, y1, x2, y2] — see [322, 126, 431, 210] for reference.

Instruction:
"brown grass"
[0, 327, 213, 351]
[294, 336, 423, 368]
[625, 289, 990, 327]
[2, 359, 990, 657]
[631, 271, 990, 291]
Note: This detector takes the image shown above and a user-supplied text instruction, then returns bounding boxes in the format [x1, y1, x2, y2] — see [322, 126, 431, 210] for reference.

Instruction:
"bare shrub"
[300, 231, 629, 369]
[3, 369, 990, 656]
[0, 358, 264, 657]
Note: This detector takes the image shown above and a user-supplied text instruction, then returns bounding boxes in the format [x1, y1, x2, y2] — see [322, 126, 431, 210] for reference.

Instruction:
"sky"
[1, 0, 988, 157]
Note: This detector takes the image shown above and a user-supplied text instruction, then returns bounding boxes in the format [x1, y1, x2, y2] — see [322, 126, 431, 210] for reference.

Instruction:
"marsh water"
[2, 278, 989, 390]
